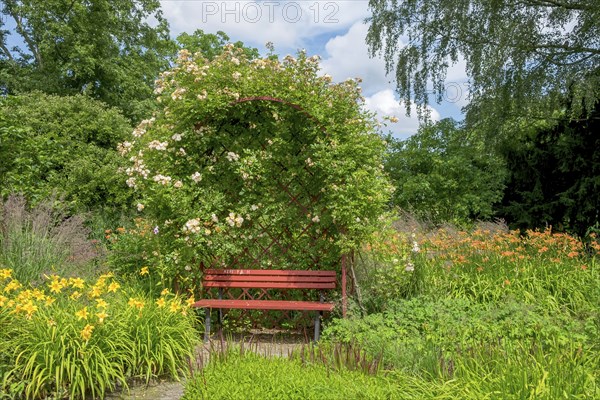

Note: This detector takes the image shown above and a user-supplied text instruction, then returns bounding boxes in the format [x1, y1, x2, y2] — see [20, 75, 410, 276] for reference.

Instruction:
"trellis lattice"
[197, 97, 349, 330]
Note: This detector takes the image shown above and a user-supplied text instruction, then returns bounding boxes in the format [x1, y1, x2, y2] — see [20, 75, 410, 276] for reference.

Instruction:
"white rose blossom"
[153, 174, 172, 185]
[197, 90, 208, 100]
[148, 140, 168, 151]
[117, 141, 133, 156]
[226, 212, 244, 227]
[126, 177, 137, 188]
[191, 172, 202, 183]
[412, 241, 420, 253]
[183, 218, 201, 234]
[226, 152, 240, 162]
[171, 87, 186, 101]
[132, 127, 145, 138]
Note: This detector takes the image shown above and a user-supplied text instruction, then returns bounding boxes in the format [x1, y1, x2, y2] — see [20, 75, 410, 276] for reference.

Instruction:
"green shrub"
[119, 47, 392, 289]
[323, 297, 599, 398]
[0, 270, 198, 399]
[0, 92, 133, 215]
[322, 224, 600, 398]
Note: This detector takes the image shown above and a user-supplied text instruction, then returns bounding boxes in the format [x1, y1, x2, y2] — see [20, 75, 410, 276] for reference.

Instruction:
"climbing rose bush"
[119, 45, 393, 287]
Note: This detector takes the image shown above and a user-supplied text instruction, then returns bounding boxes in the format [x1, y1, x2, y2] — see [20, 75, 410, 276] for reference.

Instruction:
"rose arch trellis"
[194, 95, 351, 319]
[122, 48, 392, 326]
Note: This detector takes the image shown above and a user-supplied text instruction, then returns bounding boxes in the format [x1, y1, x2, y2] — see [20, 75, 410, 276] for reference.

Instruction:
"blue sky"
[160, 0, 469, 139]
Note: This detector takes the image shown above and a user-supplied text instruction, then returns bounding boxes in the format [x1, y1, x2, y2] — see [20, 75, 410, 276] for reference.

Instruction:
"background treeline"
[386, 100, 599, 236]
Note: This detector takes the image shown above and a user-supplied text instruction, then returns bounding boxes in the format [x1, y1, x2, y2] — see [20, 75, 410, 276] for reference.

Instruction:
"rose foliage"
[120, 46, 392, 287]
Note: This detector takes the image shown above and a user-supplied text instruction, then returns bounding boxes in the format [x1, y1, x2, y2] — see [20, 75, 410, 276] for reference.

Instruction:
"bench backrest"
[202, 269, 336, 290]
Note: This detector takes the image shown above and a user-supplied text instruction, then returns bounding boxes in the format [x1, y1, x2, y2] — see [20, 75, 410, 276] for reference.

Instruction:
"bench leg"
[204, 308, 211, 343]
[314, 311, 322, 342]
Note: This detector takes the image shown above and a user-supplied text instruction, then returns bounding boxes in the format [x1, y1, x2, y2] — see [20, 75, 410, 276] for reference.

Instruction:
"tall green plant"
[0, 195, 100, 283]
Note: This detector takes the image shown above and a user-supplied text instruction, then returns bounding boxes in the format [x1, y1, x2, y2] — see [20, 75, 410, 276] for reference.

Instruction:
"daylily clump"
[0, 268, 198, 398]
[0, 269, 193, 333]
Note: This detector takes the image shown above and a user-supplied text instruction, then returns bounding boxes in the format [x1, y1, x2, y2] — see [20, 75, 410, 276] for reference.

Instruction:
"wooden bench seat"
[193, 269, 336, 342]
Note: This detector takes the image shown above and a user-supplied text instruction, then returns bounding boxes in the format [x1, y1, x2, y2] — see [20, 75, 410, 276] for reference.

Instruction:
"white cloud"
[160, 1, 370, 53]
[320, 21, 394, 96]
[318, 24, 440, 138]
[364, 89, 440, 140]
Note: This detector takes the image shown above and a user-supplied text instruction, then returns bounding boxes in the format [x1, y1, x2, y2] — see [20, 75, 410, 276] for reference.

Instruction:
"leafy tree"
[498, 102, 600, 236]
[385, 119, 506, 224]
[0, 0, 175, 122]
[176, 29, 259, 61]
[0, 92, 133, 214]
[366, 0, 600, 127]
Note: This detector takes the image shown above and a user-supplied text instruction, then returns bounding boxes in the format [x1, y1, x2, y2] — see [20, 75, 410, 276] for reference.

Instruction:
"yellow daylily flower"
[44, 296, 56, 307]
[75, 307, 89, 321]
[128, 297, 145, 310]
[169, 301, 179, 313]
[32, 289, 46, 301]
[95, 298, 108, 309]
[89, 285, 103, 298]
[4, 280, 21, 293]
[48, 279, 64, 294]
[96, 311, 108, 323]
[0, 269, 12, 280]
[107, 282, 120, 293]
[186, 296, 195, 307]
[22, 300, 38, 318]
[81, 324, 94, 341]
[69, 277, 85, 289]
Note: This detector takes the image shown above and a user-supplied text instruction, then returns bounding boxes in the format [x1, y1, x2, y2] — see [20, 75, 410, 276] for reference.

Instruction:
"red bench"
[193, 269, 336, 342]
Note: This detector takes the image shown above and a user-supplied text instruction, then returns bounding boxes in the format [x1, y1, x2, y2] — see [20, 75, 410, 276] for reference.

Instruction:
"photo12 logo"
[426, 82, 471, 105]
[200, 1, 340, 24]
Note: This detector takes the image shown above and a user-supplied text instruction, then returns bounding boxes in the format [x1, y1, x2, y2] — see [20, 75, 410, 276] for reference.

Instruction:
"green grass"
[184, 349, 441, 400]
